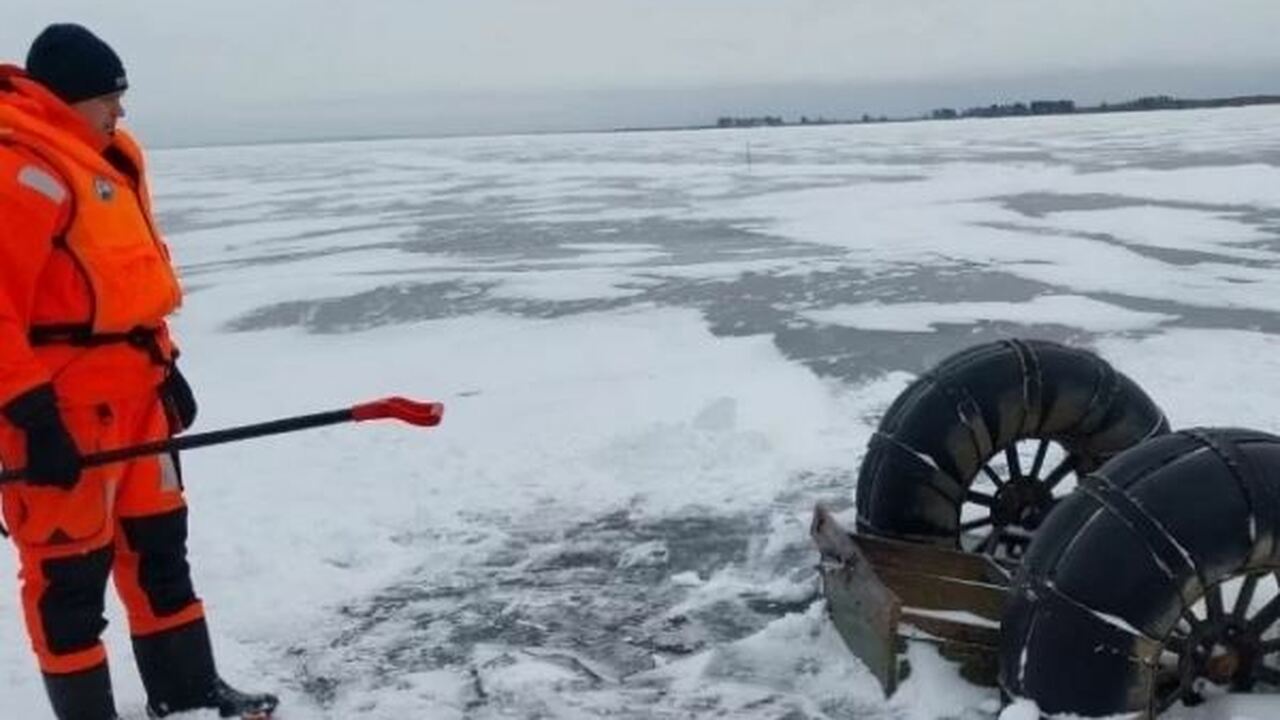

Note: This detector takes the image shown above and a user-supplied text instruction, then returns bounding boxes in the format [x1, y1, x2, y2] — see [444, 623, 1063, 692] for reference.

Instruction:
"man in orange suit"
[0, 24, 277, 719]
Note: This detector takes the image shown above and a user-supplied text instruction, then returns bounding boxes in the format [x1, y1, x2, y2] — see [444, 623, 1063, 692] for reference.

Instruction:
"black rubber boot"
[43, 662, 118, 720]
[135, 619, 278, 718]
[207, 677, 279, 719]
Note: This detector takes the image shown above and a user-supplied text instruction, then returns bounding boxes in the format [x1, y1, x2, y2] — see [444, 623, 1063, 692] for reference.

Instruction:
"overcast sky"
[6, 1, 1280, 147]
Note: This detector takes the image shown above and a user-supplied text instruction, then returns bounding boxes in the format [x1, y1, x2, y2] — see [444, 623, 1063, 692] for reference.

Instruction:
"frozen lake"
[6, 106, 1280, 718]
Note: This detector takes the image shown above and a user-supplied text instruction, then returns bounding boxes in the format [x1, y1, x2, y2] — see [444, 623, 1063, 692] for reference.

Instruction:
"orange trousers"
[0, 392, 204, 674]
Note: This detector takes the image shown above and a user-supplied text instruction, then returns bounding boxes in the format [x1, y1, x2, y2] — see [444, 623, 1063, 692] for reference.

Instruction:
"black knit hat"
[25, 24, 128, 104]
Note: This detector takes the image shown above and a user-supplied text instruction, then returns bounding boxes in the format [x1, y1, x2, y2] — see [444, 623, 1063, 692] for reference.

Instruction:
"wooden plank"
[874, 565, 1008, 622]
[900, 609, 1001, 648]
[900, 613, 1002, 687]
[855, 532, 1014, 587]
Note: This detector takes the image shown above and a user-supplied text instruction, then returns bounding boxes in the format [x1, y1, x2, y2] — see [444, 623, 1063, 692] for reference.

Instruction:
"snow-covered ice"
[6, 106, 1280, 717]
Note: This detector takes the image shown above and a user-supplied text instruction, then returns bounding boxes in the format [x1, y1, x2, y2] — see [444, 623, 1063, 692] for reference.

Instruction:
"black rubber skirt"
[1000, 428, 1280, 716]
[856, 339, 1168, 548]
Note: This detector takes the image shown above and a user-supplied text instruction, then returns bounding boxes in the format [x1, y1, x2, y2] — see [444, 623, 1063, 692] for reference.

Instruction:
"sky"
[4, 1, 1280, 146]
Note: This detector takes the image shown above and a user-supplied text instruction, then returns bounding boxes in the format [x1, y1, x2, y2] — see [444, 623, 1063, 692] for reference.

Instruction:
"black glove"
[3, 384, 82, 489]
[161, 363, 197, 432]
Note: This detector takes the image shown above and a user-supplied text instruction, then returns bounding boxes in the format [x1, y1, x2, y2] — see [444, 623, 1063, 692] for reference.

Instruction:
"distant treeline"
[935, 99, 1076, 119]
[716, 114, 891, 128]
[710, 94, 1280, 130]
[716, 115, 786, 128]
[931, 94, 1280, 120]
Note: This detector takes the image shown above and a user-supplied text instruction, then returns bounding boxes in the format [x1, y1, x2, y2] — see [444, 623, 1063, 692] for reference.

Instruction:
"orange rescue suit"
[0, 66, 203, 675]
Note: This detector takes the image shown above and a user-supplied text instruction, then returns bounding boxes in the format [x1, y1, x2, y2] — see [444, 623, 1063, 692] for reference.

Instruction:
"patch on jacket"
[17, 165, 67, 204]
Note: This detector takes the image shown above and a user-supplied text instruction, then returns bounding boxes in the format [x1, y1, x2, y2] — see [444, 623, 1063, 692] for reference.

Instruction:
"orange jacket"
[0, 66, 181, 409]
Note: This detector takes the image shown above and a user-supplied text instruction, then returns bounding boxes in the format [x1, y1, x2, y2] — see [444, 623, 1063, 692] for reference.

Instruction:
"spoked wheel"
[959, 438, 1081, 558]
[1155, 571, 1280, 713]
[1001, 428, 1280, 718]
[857, 338, 1167, 555]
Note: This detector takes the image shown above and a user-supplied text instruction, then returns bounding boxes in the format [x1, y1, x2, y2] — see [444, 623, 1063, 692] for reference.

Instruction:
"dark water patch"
[765, 274, 1280, 383]
[1072, 148, 1280, 173]
[1088, 291, 1280, 334]
[713, 173, 926, 201]
[284, 471, 854, 711]
[179, 222, 418, 278]
[649, 264, 1071, 382]
[222, 238, 1280, 386]
[978, 221, 1268, 268]
[863, 147, 1280, 175]
[224, 281, 499, 332]
[988, 192, 1280, 246]
[860, 150, 1062, 167]
[221, 217, 835, 332]
[193, 214, 827, 280]
[785, 323, 1093, 383]
[989, 191, 1254, 220]
[560, 510, 757, 580]
[223, 253, 1121, 384]
[394, 216, 827, 265]
[181, 245, 388, 278]
[662, 265, 1045, 331]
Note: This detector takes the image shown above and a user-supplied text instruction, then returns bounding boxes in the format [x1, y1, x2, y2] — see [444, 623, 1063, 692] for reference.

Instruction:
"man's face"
[70, 90, 126, 139]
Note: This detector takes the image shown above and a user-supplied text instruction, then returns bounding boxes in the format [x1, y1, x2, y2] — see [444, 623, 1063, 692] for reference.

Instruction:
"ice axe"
[0, 397, 444, 484]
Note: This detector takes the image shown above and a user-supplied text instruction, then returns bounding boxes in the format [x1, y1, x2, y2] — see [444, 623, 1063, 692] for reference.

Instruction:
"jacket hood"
[0, 64, 111, 151]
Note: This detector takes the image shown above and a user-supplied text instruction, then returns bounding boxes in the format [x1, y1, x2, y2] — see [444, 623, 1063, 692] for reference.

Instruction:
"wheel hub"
[992, 477, 1055, 530]
[1183, 621, 1263, 694]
